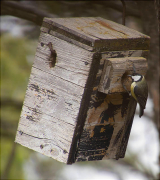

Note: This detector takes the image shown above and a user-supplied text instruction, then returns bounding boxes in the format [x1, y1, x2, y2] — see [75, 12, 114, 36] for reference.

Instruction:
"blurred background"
[1, 1, 159, 180]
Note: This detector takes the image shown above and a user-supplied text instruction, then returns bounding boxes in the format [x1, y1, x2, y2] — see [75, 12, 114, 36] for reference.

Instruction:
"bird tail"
[139, 105, 144, 118]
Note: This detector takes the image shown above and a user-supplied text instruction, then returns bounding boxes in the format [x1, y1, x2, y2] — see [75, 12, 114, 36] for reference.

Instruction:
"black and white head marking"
[131, 74, 142, 82]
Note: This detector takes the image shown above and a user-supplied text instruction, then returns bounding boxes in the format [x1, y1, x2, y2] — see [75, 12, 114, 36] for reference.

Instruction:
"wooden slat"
[35, 32, 94, 88]
[16, 131, 69, 163]
[98, 57, 148, 94]
[76, 93, 130, 162]
[115, 97, 137, 159]
[42, 17, 150, 51]
[67, 52, 102, 164]
[15, 32, 99, 163]
[75, 50, 148, 162]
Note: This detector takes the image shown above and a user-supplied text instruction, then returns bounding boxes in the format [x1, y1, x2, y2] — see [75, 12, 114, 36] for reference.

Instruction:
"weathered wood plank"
[34, 32, 95, 88]
[75, 50, 148, 162]
[115, 96, 137, 159]
[38, 32, 94, 68]
[98, 57, 148, 94]
[67, 52, 102, 164]
[42, 17, 150, 51]
[15, 32, 99, 163]
[40, 26, 93, 51]
[29, 67, 84, 99]
[16, 131, 70, 163]
[76, 92, 130, 162]
[23, 82, 81, 125]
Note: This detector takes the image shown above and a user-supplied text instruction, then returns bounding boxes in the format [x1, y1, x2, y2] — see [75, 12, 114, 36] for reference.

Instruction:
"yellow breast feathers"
[131, 82, 137, 101]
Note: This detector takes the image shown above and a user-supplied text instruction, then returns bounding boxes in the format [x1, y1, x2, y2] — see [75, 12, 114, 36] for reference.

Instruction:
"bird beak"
[127, 75, 132, 77]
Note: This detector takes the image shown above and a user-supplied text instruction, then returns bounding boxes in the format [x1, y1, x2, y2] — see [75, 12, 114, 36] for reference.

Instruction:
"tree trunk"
[137, 1, 159, 130]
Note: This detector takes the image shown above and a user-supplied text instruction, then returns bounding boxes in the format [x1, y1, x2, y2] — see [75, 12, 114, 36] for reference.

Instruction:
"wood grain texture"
[76, 92, 130, 162]
[67, 52, 102, 164]
[75, 50, 148, 162]
[15, 32, 98, 163]
[15, 17, 150, 164]
[98, 57, 148, 94]
[36, 32, 94, 88]
[42, 17, 150, 52]
[115, 96, 137, 159]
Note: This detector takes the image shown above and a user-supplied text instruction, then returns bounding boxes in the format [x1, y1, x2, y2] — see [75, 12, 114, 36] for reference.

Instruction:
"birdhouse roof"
[41, 17, 150, 51]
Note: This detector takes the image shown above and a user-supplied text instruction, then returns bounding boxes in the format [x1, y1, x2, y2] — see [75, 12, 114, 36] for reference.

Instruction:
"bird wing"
[134, 85, 148, 110]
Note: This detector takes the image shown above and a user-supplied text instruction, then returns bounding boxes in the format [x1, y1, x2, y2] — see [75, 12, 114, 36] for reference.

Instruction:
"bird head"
[128, 73, 142, 82]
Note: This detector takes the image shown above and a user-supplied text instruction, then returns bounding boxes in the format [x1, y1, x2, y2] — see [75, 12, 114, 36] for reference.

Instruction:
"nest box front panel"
[15, 31, 100, 163]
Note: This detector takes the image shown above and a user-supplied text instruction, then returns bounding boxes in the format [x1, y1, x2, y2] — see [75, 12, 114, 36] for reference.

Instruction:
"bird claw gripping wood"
[47, 42, 57, 68]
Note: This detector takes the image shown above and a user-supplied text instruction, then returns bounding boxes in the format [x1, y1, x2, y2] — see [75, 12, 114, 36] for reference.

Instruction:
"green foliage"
[1, 33, 37, 179]
[1, 138, 32, 179]
[1, 34, 37, 100]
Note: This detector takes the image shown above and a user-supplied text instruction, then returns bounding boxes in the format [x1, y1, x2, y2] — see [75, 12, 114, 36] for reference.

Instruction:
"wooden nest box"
[15, 17, 150, 164]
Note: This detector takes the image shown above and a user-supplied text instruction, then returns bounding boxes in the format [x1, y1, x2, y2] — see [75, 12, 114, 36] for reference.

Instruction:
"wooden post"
[15, 17, 150, 164]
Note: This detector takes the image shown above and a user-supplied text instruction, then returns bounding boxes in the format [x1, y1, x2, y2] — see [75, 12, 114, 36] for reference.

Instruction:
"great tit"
[128, 73, 148, 118]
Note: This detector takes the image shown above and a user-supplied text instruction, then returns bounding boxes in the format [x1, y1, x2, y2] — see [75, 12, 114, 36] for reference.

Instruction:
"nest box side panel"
[75, 50, 148, 162]
[15, 32, 95, 163]
[115, 96, 137, 159]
